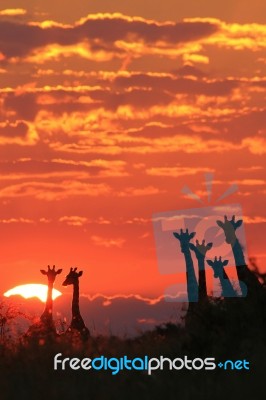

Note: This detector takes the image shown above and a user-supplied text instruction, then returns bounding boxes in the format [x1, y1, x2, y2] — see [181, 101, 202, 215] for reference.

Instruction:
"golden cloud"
[185, 18, 266, 50]
[59, 216, 89, 226]
[58, 216, 111, 226]
[0, 9, 27, 16]
[242, 137, 266, 154]
[0, 171, 90, 182]
[182, 53, 209, 64]
[91, 235, 125, 248]
[52, 158, 129, 177]
[25, 42, 117, 64]
[238, 166, 264, 171]
[0, 217, 33, 224]
[232, 179, 265, 186]
[244, 216, 266, 224]
[0, 13, 217, 62]
[118, 186, 162, 197]
[146, 166, 214, 177]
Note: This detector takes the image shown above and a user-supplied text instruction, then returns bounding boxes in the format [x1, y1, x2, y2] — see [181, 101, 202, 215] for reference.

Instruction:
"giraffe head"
[189, 239, 213, 260]
[216, 215, 242, 245]
[207, 256, 228, 278]
[62, 267, 83, 286]
[40, 265, 62, 283]
[173, 229, 196, 253]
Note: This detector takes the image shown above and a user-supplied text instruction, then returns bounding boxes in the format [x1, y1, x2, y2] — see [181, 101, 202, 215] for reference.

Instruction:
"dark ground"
[1, 292, 266, 400]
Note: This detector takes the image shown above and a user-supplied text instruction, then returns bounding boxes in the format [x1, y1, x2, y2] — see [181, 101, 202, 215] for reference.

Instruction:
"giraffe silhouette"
[40, 265, 62, 327]
[62, 267, 90, 340]
[189, 239, 213, 302]
[173, 229, 198, 304]
[25, 265, 62, 340]
[216, 215, 262, 296]
[207, 256, 237, 298]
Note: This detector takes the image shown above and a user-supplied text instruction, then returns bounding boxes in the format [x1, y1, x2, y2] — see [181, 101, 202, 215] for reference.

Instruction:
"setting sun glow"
[4, 284, 62, 303]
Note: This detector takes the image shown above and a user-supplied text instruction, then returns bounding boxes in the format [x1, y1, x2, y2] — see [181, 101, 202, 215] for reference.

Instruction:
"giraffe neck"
[72, 281, 81, 318]
[231, 238, 247, 284]
[69, 280, 88, 332]
[217, 269, 236, 297]
[231, 237, 263, 296]
[197, 257, 207, 301]
[232, 238, 246, 267]
[41, 280, 54, 321]
[183, 248, 198, 303]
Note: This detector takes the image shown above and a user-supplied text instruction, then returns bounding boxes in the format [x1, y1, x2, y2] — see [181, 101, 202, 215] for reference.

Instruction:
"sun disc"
[4, 284, 62, 303]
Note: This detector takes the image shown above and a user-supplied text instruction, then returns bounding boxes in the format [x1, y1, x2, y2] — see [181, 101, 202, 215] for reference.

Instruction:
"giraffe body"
[63, 268, 90, 341]
[217, 215, 263, 296]
[25, 265, 62, 341]
[189, 240, 212, 302]
[173, 229, 198, 305]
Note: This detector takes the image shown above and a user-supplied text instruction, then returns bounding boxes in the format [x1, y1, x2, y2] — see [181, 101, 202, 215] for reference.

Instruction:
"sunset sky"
[0, 0, 265, 302]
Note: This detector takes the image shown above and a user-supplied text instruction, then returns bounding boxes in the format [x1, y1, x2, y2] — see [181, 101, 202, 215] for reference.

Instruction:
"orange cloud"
[244, 216, 266, 224]
[52, 158, 128, 178]
[242, 137, 266, 154]
[238, 166, 264, 171]
[0, 181, 111, 201]
[118, 186, 162, 197]
[125, 218, 149, 225]
[231, 179, 265, 186]
[0, 171, 90, 182]
[50, 133, 240, 155]
[0, 121, 38, 146]
[0, 13, 217, 62]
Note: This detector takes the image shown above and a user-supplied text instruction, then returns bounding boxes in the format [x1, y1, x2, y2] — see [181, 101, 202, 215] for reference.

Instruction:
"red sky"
[0, 1, 265, 299]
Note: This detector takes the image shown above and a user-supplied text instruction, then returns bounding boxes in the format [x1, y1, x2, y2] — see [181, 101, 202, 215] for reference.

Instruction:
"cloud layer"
[0, 6, 265, 297]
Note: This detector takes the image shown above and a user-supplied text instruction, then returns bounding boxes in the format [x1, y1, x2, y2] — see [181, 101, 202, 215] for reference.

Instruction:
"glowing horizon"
[4, 284, 62, 303]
